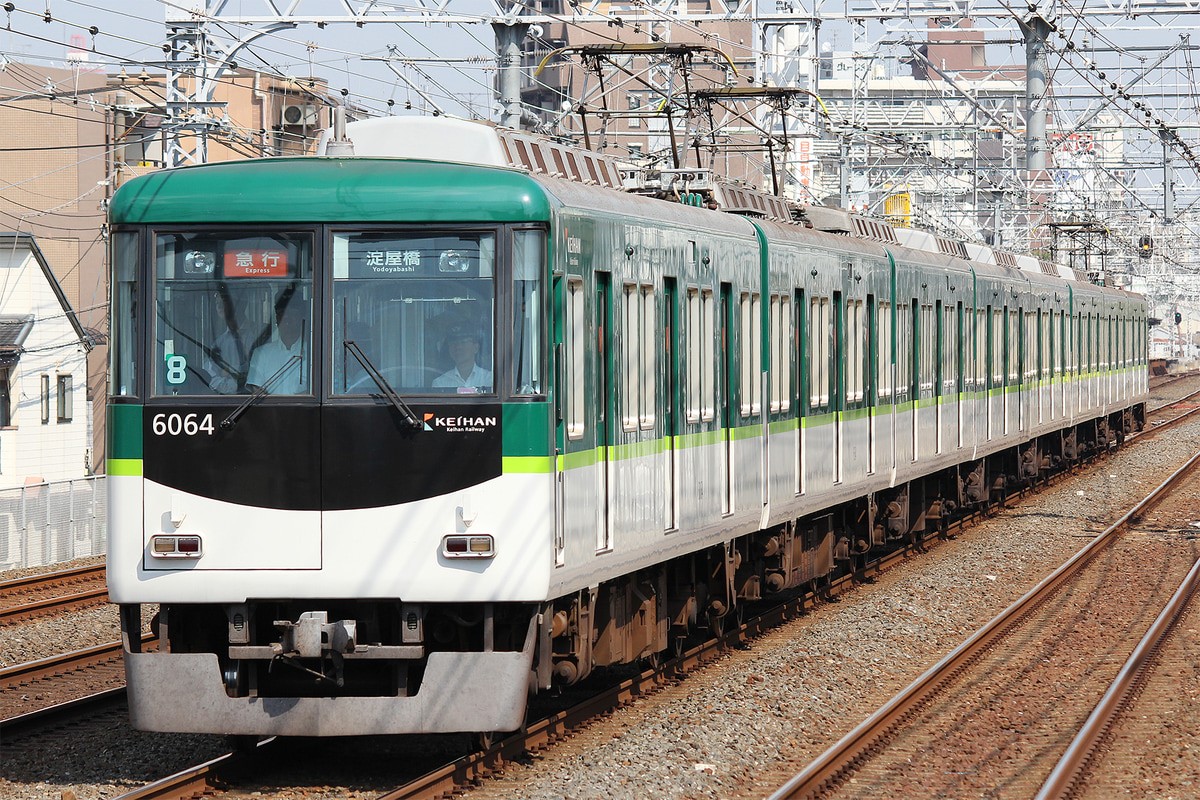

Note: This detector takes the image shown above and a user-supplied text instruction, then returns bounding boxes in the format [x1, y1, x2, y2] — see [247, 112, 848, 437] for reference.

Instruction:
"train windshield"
[152, 232, 314, 396]
[332, 231, 496, 396]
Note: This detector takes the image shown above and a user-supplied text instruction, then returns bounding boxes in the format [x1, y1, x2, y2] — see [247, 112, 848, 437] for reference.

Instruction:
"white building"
[0, 233, 92, 488]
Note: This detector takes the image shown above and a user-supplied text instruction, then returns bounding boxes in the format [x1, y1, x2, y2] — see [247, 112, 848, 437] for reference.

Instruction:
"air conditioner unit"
[281, 103, 318, 127]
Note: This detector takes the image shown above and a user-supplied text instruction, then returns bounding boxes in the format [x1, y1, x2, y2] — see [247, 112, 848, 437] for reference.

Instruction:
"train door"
[596, 272, 613, 552]
[795, 288, 806, 495]
[986, 304, 996, 440]
[935, 300, 943, 454]
[832, 290, 844, 483]
[663, 277, 678, 531]
[955, 301, 964, 449]
[1048, 309, 1056, 422]
[1002, 304, 1011, 435]
[1017, 307, 1025, 432]
[559, 275, 587, 567]
[911, 300, 921, 460]
[866, 294, 877, 474]
[720, 283, 733, 515]
[1038, 309, 1046, 424]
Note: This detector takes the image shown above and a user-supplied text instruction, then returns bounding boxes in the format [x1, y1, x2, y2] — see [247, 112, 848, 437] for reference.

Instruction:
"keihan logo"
[422, 413, 498, 433]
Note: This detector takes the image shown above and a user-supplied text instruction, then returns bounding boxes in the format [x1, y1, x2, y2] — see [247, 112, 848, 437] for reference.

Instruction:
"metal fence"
[0, 476, 106, 571]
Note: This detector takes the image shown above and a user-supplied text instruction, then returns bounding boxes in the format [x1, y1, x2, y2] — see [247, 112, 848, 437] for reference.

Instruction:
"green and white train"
[105, 116, 1147, 738]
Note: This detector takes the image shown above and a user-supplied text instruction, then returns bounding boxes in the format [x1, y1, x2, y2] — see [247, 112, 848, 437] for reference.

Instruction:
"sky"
[0, 1, 505, 119]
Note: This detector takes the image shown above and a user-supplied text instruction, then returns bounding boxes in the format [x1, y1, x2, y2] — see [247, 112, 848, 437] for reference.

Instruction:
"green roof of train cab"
[109, 157, 555, 225]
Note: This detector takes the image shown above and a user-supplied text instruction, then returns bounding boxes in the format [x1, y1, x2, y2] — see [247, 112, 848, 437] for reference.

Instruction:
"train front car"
[106, 155, 555, 736]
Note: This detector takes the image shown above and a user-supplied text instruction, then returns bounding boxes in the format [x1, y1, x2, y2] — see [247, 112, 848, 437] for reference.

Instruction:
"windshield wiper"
[344, 341, 423, 431]
[220, 355, 301, 429]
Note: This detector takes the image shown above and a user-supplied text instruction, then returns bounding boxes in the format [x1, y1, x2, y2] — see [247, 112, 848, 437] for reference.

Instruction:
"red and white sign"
[225, 249, 288, 277]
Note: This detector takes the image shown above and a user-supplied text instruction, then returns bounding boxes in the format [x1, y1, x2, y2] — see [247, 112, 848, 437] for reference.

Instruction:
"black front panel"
[143, 405, 322, 511]
[141, 403, 503, 512]
[321, 403, 502, 511]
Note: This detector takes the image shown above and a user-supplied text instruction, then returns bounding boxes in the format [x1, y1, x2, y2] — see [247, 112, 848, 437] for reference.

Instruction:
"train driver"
[200, 291, 247, 394]
[432, 326, 492, 392]
[246, 300, 309, 394]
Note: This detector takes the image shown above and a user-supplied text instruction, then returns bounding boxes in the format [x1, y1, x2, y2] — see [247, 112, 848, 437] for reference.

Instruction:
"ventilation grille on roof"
[495, 130, 623, 190]
[994, 251, 1018, 269]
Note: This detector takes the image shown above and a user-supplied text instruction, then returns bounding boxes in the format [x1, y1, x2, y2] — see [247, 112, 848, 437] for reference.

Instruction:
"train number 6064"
[152, 413, 216, 436]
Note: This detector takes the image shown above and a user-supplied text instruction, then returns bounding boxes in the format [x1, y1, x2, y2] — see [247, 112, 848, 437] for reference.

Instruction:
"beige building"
[0, 63, 108, 473]
[0, 61, 340, 471]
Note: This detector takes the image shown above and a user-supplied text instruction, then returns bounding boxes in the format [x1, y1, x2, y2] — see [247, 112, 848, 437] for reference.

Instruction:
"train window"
[848, 299, 864, 403]
[152, 231, 313, 397]
[740, 292, 761, 416]
[687, 289, 701, 423]
[623, 284, 640, 430]
[769, 295, 790, 414]
[919, 304, 934, 394]
[640, 285, 656, 430]
[809, 297, 829, 409]
[110, 231, 139, 397]
[991, 308, 1003, 386]
[896, 302, 910, 401]
[565, 277, 585, 439]
[687, 288, 714, 423]
[943, 303, 957, 397]
[1008, 308, 1019, 383]
[512, 230, 545, 396]
[780, 295, 791, 413]
[877, 300, 892, 402]
[974, 308, 985, 391]
[701, 289, 714, 421]
[331, 230, 495, 396]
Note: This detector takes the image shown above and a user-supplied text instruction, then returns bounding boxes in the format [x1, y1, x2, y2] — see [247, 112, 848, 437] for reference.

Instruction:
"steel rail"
[0, 563, 105, 593]
[766, 444, 1200, 800]
[111, 743, 274, 800]
[0, 687, 127, 739]
[0, 635, 155, 691]
[1, 587, 110, 626]
[1034, 555, 1200, 800]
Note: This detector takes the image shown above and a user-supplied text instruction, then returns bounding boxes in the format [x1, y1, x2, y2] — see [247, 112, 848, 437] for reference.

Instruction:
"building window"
[56, 374, 72, 422]
[41, 374, 49, 424]
[0, 368, 10, 427]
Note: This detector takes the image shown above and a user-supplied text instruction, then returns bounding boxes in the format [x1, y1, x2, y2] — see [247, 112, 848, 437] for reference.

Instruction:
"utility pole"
[1161, 127, 1175, 223]
[493, 19, 530, 131]
[1020, 13, 1051, 174]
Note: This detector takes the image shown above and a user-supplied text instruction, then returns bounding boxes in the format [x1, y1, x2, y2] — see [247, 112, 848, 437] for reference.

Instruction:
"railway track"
[767, 444, 1200, 800]
[1037, 557, 1200, 800]
[0, 563, 108, 625]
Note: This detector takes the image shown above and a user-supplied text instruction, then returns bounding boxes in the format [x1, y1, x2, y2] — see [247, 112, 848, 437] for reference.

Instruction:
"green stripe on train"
[107, 459, 143, 476]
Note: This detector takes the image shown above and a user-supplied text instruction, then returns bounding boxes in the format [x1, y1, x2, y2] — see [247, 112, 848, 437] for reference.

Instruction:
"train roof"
[109, 156, 553, 225]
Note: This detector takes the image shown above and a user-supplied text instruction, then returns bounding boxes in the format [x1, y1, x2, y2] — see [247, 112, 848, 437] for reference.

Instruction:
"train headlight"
[441, 534, 495, 559]
[150, 534, 204, 558]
